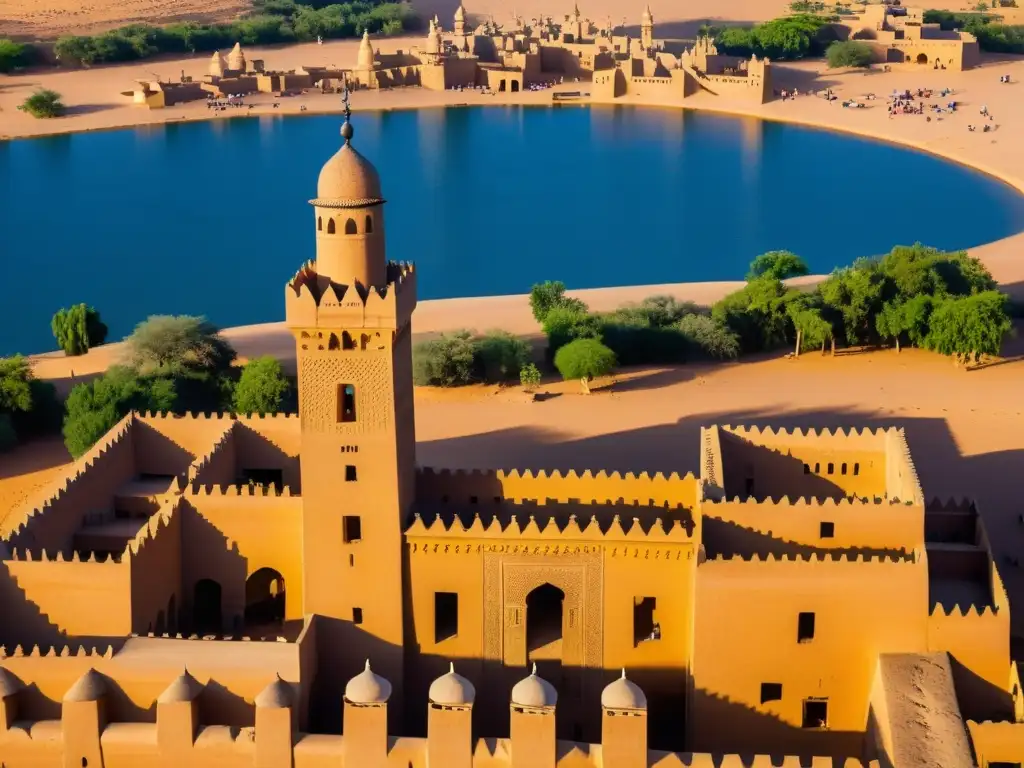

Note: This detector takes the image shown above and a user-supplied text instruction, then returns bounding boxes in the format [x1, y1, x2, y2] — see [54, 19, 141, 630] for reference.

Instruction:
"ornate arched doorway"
[526, 583, 564, 658]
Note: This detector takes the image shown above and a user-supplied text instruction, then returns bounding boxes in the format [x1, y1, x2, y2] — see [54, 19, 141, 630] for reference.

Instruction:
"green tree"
[529, 281, 588, 324]
[232, 356, 291, 414]
[412, 331, 478, 387]
[787, 301, 835, 355]
[875, 295, 935, 353]
[51, 304, 108, 357]
[819, 265, 886, 348]
[126, 315, 236, 375]
[474, 331, 530, 382]
[747, 250, 810, 281]
[63, 366, 176, 458]
[924, 291, 1012, 366]
[553, 338, 617, 394]
[18, 89, 66, 119]
[826, 40, 874, 67]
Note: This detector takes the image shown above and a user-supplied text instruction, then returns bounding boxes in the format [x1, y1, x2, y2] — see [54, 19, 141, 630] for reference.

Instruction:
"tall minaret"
[289, 89, 416, 728]
[641, 4, 654, 50]
[454, 3, 467, 37]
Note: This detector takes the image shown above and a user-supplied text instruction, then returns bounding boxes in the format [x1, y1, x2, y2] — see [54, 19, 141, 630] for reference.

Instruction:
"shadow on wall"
[415, 405, 1024, 639]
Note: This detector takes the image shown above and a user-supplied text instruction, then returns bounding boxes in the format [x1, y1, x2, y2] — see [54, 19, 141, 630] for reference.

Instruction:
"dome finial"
[450, 662, 456, 673]
[531, 662, 538, 675]
[621, 667, 627, 679]
[340, 84, 354, 144]
[364, 658, 371, 671]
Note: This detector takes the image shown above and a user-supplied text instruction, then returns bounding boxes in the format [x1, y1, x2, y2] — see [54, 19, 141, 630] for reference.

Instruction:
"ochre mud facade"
[0, 109, 1021, 768]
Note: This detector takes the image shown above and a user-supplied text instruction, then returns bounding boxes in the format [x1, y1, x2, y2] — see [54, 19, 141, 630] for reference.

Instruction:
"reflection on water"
[2, 106, 1024, 355]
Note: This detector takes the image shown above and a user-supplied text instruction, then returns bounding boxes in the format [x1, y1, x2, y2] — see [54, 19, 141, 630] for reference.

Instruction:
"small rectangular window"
[798, 612, 816, 643]
[352, 607, 363, 625]
[633, 597, 659, 646]
[343, 516, 362, 543]
[814, 462, 820, 473]
[841, 462, 848, 475]
[338, 384, 356, 423]
[803, 463, 810, 474]
[760, 682, 783, 704]
[345, 465, 357, 482]
[853, 462, 860, 476]
[820, 521, 835, 539]
[802, 698, 828, 728]
[434, 592, 459, 643]
[827, 463, 834, 475]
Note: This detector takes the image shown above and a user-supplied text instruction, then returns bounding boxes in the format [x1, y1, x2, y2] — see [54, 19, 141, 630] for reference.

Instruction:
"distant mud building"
[848, 4, 980, 70]
[3, 97, 1023, 767]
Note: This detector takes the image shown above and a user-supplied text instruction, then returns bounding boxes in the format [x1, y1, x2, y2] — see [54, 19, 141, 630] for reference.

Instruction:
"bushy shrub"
[63, 366, 176, 458]
[413, 331, 477, 387]
[529, 281, 588, 324]
[51, 304, 108, 357]
[0, 39, 34, 73]
[598, 322, 690, 366]
[924, 291, 1012, 364]
[554, 339, 617, 388]
[826, 40, 874, 68]
[18, 89, 65, 119]
[520, 363, 542, 390]
[474, 331, 530, 382]
[233, 356, 292, 414]
[715, 14, 831, 60]
[678, 314, 741, 360]
[712, 277, 798, 353]
[542, 306, 602, 356]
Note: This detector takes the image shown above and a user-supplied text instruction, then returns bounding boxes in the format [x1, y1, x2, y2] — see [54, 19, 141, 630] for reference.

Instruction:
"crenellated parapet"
[4, 413, 136, 552]
[703, 549, 918, 565]
[406, 511, 694, 558]
[184, 482, 299, 497]
[416, 467, 700, 509]
[137, 411, 300, 421]
[186, 421, 237, 485]
[285, 259, 416, 331]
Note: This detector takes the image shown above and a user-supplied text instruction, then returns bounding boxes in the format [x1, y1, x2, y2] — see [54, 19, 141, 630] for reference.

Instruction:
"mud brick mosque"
[1, 99, 1023, 768]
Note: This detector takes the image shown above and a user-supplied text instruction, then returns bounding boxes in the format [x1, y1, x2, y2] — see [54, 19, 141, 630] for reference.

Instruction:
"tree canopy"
[553, 339, 617, 392]
[826, 40, 874, 68]
[51, 304, 108, 357]
[126, 315, 236, 375]
[747, 250, 810, 281]
[232, 356, 292, 414]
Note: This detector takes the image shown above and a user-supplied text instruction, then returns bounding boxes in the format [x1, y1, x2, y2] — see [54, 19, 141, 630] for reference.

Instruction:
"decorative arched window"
[365, 215, 374, 234]
[317, 216, 322, 231]
[345, 218, 358, 235]
[327, 218, 336, 234]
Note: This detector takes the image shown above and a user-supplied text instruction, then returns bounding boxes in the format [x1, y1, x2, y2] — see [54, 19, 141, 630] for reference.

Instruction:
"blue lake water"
[3, 105, 1024, 356]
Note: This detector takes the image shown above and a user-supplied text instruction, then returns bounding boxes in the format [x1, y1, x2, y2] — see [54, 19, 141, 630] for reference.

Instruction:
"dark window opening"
[760, 682, 783, 703]
[820, 521, 835, 539]
[827, 463, 835, 474]
[240, 468, 283, 491]
[338, 384, 356, 423]
[327, 218, 336, 234]
[349, 554, 355, 567]
[365, 215, 374, 233]
[317, 216, 323, 231]
[434, 592, 459, 643]
[814, 462, 820, 473]
[342, 331, 357, 350]
[345, 465, 357, 482]
[802, 698, 828, 728]
[633, 596, 660, 645]
[526, 583, 564, 655]
[343, 516, 362, 543]
[352, 607, 363, 624]
[803, 463, 810, 474]
[853, 463, 860, 476]
[798, 612, 816, 643]
[82, 760, 89, 768]
[344, 218, 358, 234]
[841, 463, 848, 475]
